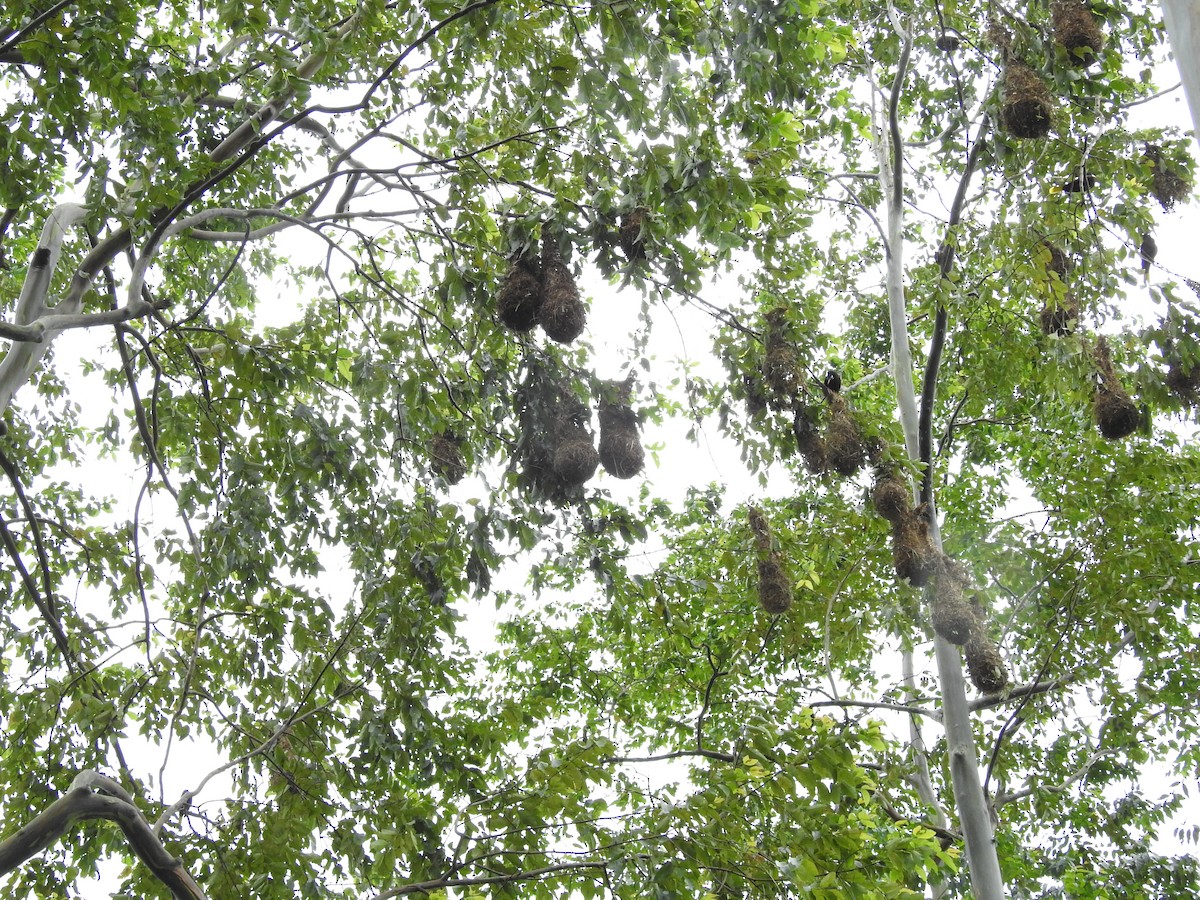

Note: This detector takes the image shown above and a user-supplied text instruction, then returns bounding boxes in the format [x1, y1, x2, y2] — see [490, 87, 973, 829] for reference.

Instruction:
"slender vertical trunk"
[1159, 0, 1200, 149]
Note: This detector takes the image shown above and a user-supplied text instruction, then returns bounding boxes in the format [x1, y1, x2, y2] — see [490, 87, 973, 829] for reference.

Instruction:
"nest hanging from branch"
[763, 307, 800, 400]
[497, 252, 543, 332]
[747, 506, 772, 553]
[1040, 292, 1080, 336]
[539, 235, 587, 344]
[964, 611, 1009, 693]
[872, 470, 912, 524]
[825, 392, 867, 477]
[1000, 60, 1054, 139]
[1051, 0, 1105, 65]
[597, 382, 645, 479]
[757, 553, 793, 614]
[1166, 357, 1200, 403]
[1042, 243, 1072, 278]
[514, 367, 600, 502]
[618, 208, 649, 261]
[1143, 144, 1191, 211]
[931, 561, 975, 645]
[793, 405, 828, 475]
[891, 505, 938, 587]
[429, 431, 467, 485]
[1092, 337, 1141, 439]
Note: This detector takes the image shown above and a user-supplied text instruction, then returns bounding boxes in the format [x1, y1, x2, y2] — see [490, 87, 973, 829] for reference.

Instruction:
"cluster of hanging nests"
[871, 471, 1009, 693]
[747, 506, 794, 614]
[513, 369, 645, 502]
[996, 0, 1105, 140]
[745, 307, 876, 477]
[498, 232, 588, 343]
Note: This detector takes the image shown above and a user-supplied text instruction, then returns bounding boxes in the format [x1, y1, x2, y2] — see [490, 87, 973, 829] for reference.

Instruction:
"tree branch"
[370, 860, 608, 899]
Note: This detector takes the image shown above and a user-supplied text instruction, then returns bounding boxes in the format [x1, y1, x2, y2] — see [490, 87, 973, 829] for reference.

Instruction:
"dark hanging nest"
[1051, 0, 1104, 66]
[935, 33, 960, 52]
[429, 431, 467, 485]
[1142, 144, 1191, 211]
[965, 630, 1009, 694]
[793, 405, 828, 474]
[1040, 292, 1080, 336]
[1092, 337, 1141, 439]
[1166, 358, 1200, 403]
[539, 235, 586, 344]
[514, 365, 597, 502]
[891, 505, 938, 587]
[872, 470, 911, 524]
[597, 380, 645, 479]
[762, 307, 800, 400]
[747, 506, 772, 553]
[618, 207, 649, 261]
[757, 553, 793, 614]
[931, 561, 974, 645]
[1000, 59, 1054, 140]
[553, 421, 600, 485]
[825, 392, 867, 477]
[497, 252, 543, 332]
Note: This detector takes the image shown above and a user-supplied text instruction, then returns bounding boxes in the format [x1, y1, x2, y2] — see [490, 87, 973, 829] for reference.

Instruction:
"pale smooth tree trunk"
[1160, 0, 1200, 146]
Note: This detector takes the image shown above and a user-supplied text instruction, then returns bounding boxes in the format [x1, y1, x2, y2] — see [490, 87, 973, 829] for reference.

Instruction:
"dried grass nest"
[618, 208, 649, 261]
[757, 553, 793, 614]
[1092, 337, 1141, 439]
[539, 235, 587, 344]
[497, 253, 543, 332]
[598, 393, 645, 479]
[1000, 60, 1054, 140]
[1040, 292, 1080, 336]
[429, 431, 467, 485]
[1143, 144, 1191, 211]
[1051, 0, 1105, 65]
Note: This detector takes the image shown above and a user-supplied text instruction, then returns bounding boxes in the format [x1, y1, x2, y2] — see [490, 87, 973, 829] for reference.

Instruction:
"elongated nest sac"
[965, 632, 1009, 693]
[757, 554, 793, 614]
[1143, 145, 1191, 211]
[429, 432, 466, 485]
[931, 565, 974, 645]
[598, 401, 645, 478]
[498, 257, 543, 331]
[553, 424, 600, 485]
[826, 393, 867, 477]
[763, 307, 800, 398]
[748, 506, 772, 552]
[618, 208, 648, 261]
[1001, 61, 1054, 139]
[892, 508, 938, 587]
[1052, 0, 1104, 65]
[1166, 359, 1200, 403]
[539, 239, 586, 344]
[743, 373, 768, 415]
[1093, 339, 1141, 439]
[1040, 292, 1080, 336]
[872, 471, 911, 524]
[793, 406, 828, 474]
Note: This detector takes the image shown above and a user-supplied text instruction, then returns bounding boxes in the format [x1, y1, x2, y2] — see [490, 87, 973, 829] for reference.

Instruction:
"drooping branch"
[0, 771, 209, 899]
[369, 860, 609, 900]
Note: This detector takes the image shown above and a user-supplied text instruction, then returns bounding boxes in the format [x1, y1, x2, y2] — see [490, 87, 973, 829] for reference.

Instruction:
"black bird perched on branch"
[1140, 233, 1157, 281]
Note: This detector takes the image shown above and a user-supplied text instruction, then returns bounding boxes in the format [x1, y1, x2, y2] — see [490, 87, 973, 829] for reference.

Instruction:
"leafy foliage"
[1, 0, 1198, 897]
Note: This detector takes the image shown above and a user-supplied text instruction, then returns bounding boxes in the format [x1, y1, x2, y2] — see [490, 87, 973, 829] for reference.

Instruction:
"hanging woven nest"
[597, 387, 645, 478]
[618, 207, 649, 261]
[793, 405, 828, 474]
[931, 562, 975, 645]
[965, 630, 1009, 693]
[872, 470, 912, 524]
[429, 431, 467, 485]
[891, 506, 938, 587]
[1143, 144, 1191, 211]
[826, 392, 867, 477]
[1000, 60, 1054, 139]
[757, 553, 793, 614]
[1166, 357, 1200, 403]
[763, 307, 800, 399]
[539, 236, 586, 344]
[497, 252, 543, 332]
[553, 423, 600, 485]
[1042, 243, 1072, 278]
[1092, 338, 1141, 439]
[1040, 292, 1080, 336]
[747, 506, 772, 553]
[1051, 0, 1104, 65]
[743, 373, 768, 415]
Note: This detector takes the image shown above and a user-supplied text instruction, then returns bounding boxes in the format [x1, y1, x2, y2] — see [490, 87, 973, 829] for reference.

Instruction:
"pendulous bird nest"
[872, 470, 912, 524]
[1143, 144, 1191, 211]
[1000, 60, 1054, 139]
[931, 561, 975, 645]
[1166, 357, 1200, 403]
[1040, 292, 1080, 336]
[1051, 0, 1104, 65]
[497, 253, 543, 332]
[597, 388, 645, 479]
[891, 505, 938, 587]
[539, 235, 587, 344]
[826, 392, 867, 477]
[1092, 337, 1141, 439]
[763, 307, 800, 400]
[618, 208, 649, 261]
[748, 505, 772, 553]
[429, 431, 467, 485]
[793, 405, 828, 475]
[757, 553, 793, 614]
